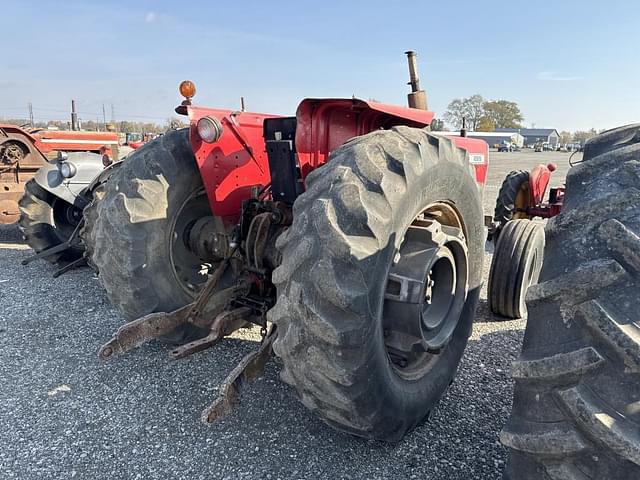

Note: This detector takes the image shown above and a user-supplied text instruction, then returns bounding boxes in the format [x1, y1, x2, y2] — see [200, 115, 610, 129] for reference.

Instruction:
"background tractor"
[1, 123, 120, 270]
[487, 162, 563, 319]
[81, 52, 491, 440]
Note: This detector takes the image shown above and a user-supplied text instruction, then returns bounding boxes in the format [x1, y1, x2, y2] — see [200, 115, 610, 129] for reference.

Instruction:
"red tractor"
[81, 52, 489, 441]
[487, 163, 564, 319]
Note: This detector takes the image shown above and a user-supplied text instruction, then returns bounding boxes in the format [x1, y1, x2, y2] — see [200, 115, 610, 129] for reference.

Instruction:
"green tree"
[573, 129, 598, 145]
[482, 100, 523, 129]
[477, 117, 496, 132]
[559, 130, 573, 145]
[444, 94, 485, 130]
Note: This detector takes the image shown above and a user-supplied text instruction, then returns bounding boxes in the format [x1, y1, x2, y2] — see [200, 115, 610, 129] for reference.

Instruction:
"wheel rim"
[382, 203, 469, 380]
[51, 198, 83, 240]
[168, 187, 214, 297]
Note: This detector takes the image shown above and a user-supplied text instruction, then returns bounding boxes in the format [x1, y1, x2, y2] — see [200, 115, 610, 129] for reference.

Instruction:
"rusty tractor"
[2, 123, 120, 270]
[81, 52, 489, 441]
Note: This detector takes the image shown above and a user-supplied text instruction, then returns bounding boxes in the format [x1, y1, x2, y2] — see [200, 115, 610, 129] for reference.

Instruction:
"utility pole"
[28, 102, 34, 127]
[102, 104, 107, 129]
[111, 104, 117, 132]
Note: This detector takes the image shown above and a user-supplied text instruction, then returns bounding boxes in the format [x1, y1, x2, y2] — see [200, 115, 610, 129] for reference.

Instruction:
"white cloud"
[537, 71, 582, 81]
[145, 12, 157, 23]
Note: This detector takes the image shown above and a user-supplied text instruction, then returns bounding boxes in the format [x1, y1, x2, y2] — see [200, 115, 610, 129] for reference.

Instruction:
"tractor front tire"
[270, 127, 484, 441]
[488, 219, 545, 319]
[501, 125, 640, 479]
[492, 170, 530, 240]
[81, 129, 216, 343]
[18, 179, 84, 264]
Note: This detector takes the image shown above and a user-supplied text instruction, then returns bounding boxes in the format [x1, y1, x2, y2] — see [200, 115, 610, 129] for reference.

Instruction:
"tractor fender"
[527, 163, 555, 206]
[33, 152, 105, 207]
[0, 125, 48, 167]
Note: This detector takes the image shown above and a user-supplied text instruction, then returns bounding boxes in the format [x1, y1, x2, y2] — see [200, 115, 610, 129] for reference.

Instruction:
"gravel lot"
[0, 151, 573, 479]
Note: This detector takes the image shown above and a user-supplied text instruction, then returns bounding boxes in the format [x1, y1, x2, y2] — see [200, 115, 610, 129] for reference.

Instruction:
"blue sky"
[2, 0, 639, 131]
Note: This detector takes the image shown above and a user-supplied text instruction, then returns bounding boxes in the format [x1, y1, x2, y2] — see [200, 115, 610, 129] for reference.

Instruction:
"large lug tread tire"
[581, 123, 640, 161]
[501, 125, 640, 479]
[18, 179, 83, 264]
[493, 170, 530, 229]
[269, 126, 485, 441]
[80, 129, 211, 344]
[488, 219, 545, 319]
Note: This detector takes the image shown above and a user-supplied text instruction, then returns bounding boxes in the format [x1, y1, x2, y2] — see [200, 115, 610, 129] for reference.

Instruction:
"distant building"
[496, 128, 560, 148]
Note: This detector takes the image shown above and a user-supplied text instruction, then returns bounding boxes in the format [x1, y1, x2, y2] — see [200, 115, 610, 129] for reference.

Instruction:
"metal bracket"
[168, 306, 251, 360]
[98, 257, 246, 360]
[201, 325, 277, 423]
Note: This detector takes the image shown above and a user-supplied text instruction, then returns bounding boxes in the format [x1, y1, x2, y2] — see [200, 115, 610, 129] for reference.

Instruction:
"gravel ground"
[0, 151, 573, 479]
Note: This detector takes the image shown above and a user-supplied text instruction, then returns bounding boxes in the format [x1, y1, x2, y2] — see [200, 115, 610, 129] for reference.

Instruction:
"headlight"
[196, 116, 223, 143]
[59, 161, 77, 178]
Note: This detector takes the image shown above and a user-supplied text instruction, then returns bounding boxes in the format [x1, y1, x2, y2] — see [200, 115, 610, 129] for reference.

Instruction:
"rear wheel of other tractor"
[492, 170, 531, 241]
[501, 125, 640, 479]
[81, 129, 226, 343]
[18, 179, 84, 264]
[269, 127, 485, 441]
[488, 219, 545, 319]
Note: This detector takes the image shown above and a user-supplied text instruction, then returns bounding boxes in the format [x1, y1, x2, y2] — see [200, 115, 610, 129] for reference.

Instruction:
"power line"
[1, 104, 170, 122]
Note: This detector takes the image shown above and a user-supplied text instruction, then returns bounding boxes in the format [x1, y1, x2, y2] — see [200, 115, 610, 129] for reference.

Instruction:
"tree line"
[442, 94, 524, 131]
[437, 94, 600, 144]
[0, 117, 187, 134]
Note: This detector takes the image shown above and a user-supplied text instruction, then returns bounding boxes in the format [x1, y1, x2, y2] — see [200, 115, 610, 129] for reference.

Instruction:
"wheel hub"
[169, 188, 221, 296]
[1, 143, 24, 164]
[383, 211, 468, 377]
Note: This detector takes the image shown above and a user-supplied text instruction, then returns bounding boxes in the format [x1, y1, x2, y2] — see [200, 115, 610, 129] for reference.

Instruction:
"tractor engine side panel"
[187, 106, 278, 222]
[449, 136, 489, 188]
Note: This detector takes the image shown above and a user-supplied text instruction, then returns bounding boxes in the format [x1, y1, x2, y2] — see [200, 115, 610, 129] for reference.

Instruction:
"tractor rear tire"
[269, 127, 485, 441]
[500, 125, 640, 479]
[488, 219, 545, 319]
[492, 170, 530, 240]
[81, 129, 217, 343]
[18, 179, 84, 264]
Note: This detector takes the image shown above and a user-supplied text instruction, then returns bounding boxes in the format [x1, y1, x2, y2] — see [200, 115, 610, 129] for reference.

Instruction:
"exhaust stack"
[405, 51, 428, 110]
[71, 100, 79, 131]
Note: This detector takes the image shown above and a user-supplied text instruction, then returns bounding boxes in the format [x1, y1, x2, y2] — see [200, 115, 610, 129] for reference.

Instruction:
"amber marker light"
[179, 80, 196, 99]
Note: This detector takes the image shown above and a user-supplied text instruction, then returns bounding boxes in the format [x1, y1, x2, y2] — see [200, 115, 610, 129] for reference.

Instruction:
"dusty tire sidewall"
[350, 161, 484, 428]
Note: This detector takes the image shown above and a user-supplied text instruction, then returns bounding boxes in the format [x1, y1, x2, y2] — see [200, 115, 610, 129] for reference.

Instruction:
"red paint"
[187, 98, 489, 221]
[0, 123, 118, 154]
[187, 106, 278, 222]
[449, 136, 489, 186]
[528, 164, 552, 206]
[295, 98, 434, 178]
